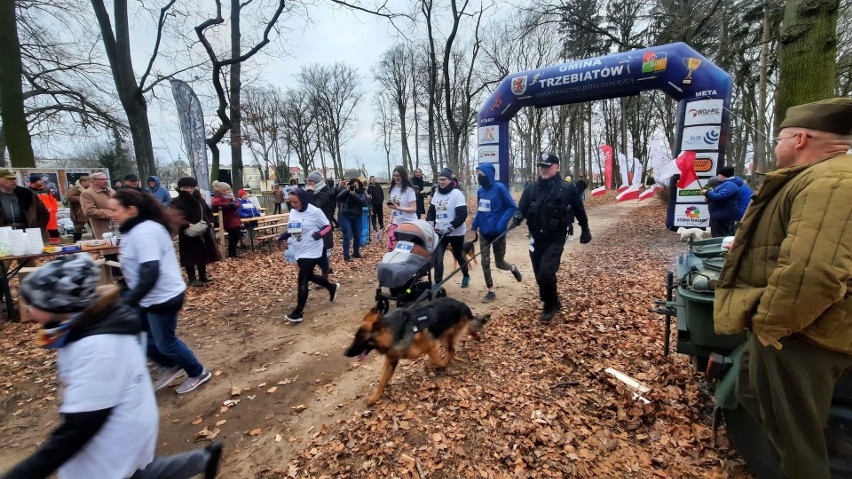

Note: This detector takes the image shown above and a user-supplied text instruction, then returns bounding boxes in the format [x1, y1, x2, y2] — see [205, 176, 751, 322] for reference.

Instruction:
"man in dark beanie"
[5, 253, 223, 479]
[122, 174, 143, 192]
[511, 153, 591, 322]
[715, 97, 852, 479]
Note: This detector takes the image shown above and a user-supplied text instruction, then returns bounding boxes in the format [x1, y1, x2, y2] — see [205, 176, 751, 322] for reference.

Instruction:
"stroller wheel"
[375, 297, 390, 314]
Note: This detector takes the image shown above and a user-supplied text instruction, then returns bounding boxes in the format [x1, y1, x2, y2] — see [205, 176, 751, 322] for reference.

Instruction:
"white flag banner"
[649, 139, 674, 187]
[617, 153, 629, 190]
[170, 79, 209, 190]
[632, 157, 644, 186]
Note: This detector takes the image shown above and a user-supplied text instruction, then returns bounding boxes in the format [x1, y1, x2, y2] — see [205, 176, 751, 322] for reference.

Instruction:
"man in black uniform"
[512, 153, 591, 322]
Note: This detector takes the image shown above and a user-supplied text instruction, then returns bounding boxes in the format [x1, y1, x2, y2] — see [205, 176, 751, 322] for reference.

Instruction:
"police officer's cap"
[538, 153, 559, 167]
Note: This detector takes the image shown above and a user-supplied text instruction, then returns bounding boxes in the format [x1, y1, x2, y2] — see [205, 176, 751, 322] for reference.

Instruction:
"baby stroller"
[375, 220, 446, 313]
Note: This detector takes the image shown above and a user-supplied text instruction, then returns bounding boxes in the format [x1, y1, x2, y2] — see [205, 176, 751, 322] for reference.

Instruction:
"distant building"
[341, 168, 367, 181]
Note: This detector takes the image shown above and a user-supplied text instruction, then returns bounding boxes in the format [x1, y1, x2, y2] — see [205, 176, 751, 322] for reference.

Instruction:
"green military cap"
[779, 97, 852, 135]
[0, 169, 17, 179]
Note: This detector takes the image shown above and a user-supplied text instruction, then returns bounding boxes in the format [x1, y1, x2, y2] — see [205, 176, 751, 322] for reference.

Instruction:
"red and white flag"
[590, 185, 606, 197]
[639, 185, 661, 201]
[616, 183, 641, 202]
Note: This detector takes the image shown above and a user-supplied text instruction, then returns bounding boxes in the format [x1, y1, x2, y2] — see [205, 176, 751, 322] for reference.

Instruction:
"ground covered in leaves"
[280, 200, 751, 479]
[0, 196, 753, 478]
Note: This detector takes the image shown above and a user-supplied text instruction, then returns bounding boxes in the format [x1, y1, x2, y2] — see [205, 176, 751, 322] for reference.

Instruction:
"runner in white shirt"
[277, 188, 340, 323]
[109, 189, 211, 395]
[386, 165, 418, 251]
[427, 168, 471, 288]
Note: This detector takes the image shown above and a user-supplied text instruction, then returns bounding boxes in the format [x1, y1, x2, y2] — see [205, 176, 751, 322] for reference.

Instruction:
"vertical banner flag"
[648, 139, 673, 187]
[170, 79, 209, 190]
[617, 153, 629, 192]
[632, 157, 644, 186]
[601, 145, 613, 190]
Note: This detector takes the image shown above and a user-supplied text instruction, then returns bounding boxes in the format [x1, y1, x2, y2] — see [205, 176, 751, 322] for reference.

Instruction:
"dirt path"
[0, 201, 645, 476]
[162, 201, 641, 476]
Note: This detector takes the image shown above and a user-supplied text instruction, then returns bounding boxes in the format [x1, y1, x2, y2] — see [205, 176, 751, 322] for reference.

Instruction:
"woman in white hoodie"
[277, 188, 340, 323]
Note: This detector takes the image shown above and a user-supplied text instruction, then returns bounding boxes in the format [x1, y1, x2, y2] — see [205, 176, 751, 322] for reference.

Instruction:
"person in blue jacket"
[146, 176, 172, 207]
[237, 188, 261, 228]
[471, 163, 522, 303]
[727, 170, 754, 220]
[702, 166, 739, 237]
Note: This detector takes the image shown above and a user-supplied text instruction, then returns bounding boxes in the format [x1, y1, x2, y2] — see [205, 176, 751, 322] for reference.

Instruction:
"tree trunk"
[398, 102, 412, 171]
[0, 125, 7, 167]
[775, 0, 840, 130]
[754, 0, 771, 176]
[0, 0, 36, 168]
[229, 0, 244, 188]
[90, 0, 156, 179]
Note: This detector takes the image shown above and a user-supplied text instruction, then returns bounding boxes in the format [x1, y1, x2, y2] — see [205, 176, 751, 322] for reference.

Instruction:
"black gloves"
[277, 232, 291, 242]
[311, 231, 322, 240]
[511, 213, 523, 228]
[580, 228, 592, 244]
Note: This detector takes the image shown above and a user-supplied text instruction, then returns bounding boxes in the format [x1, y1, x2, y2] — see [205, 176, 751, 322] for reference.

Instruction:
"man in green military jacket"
[714, 97, 852, 479]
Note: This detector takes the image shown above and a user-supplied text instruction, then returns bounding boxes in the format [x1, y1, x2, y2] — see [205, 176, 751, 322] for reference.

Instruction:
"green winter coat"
[714, 153, 852, 354]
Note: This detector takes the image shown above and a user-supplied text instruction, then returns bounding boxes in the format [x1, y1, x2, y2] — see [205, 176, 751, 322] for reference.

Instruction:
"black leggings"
[273, 203, 283, 214]
[295, 257, 333, 313]
[433, 235, 468, 283]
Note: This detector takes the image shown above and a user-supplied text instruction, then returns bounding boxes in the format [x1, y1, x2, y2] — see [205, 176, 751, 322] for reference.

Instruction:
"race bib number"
[394, 241, 414, 252]
[478, 199, 492, 212]
[287, 222, 302, 234]
[437, 212, 449, 222]
[392, 209, 402, 217]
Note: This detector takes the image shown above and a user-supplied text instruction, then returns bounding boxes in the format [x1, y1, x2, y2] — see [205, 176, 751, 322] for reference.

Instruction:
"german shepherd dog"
[345, 297, 488, 405]
[453, 231, 478, 269]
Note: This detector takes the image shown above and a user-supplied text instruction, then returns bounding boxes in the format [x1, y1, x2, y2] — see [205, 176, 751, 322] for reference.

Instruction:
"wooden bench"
[244, 214, 289, 252]
[212, 212, 289, 255]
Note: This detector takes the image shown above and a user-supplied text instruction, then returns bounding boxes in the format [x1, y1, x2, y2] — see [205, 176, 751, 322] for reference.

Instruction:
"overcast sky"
[150, 2, 407, 179]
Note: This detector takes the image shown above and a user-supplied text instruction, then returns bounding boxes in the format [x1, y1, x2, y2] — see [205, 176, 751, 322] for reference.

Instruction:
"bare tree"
[373, 44, 414, 170]
[0, 0, 36, 167]
[242, 85, 285, 183]
[281, 87, 320, 176]
[195, 0, 287, 188]
[299, 63, 364, 179]
[89, 0, 191, 179]
[373, 91, 399, 179]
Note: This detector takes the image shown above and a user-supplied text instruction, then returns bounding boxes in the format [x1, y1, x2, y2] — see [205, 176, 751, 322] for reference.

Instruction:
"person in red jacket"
[29, 175, 59, 243]
[211, 181, 241, 258]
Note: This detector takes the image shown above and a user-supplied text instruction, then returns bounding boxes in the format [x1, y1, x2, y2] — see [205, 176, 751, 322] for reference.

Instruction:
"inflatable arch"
[477, 42, 732, 229]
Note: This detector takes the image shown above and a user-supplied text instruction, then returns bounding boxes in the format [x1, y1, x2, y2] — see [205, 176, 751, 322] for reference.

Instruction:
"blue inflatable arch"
[477, 42, 732, 229]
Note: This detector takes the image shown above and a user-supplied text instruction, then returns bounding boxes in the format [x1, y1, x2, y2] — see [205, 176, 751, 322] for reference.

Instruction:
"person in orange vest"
[29, 175, 59, 243]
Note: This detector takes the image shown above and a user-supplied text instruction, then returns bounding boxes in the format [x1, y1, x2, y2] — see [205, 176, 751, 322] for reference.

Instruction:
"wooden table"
[0, 245, 119, 321]
[212, 212, 289, 255]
